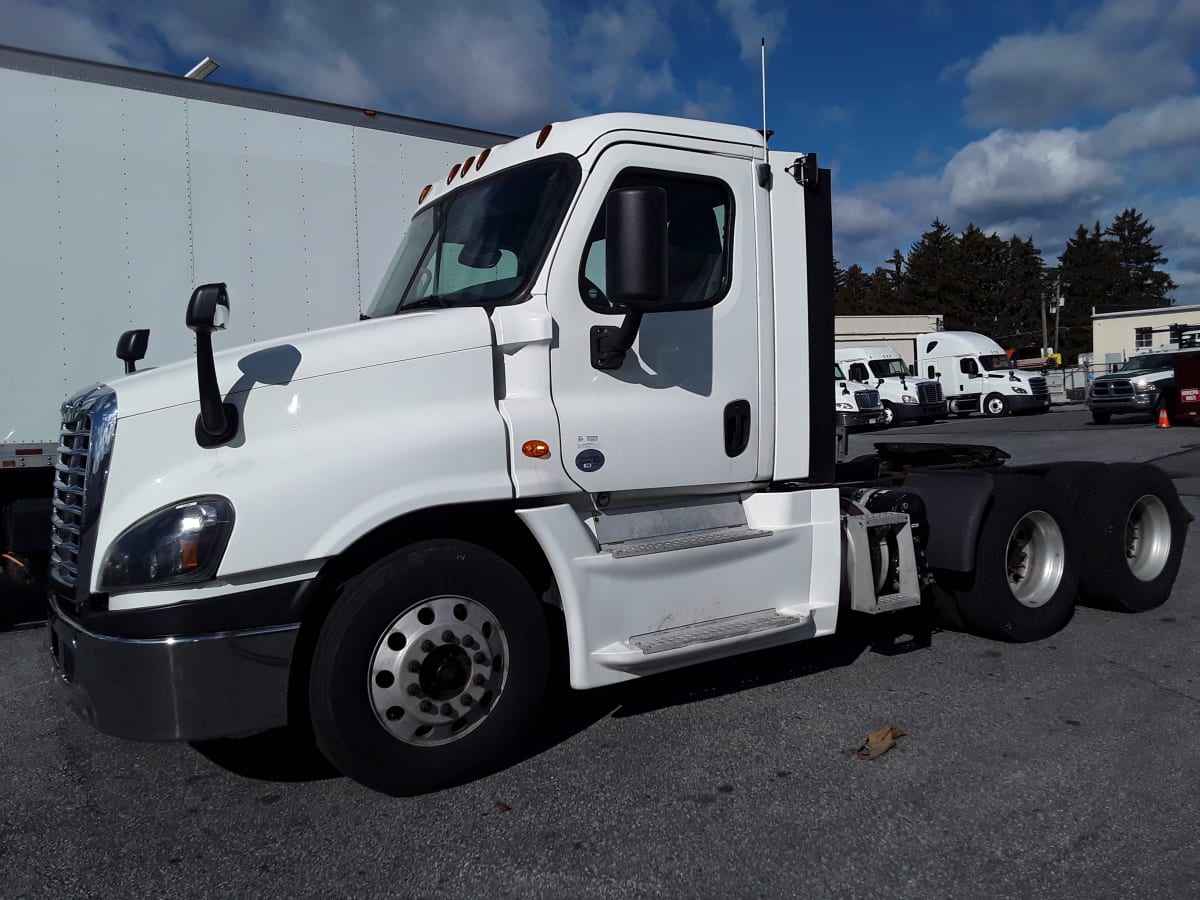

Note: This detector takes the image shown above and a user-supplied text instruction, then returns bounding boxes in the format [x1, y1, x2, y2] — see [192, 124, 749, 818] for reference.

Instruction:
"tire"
[1091, 410, 1112, 425]
[1061, 463, 1189, 612]
[881, 402, 896, 426]
[949, 475, 1080, 642]
[983, 393, 1009, 418]
[308, 540, 550, 795]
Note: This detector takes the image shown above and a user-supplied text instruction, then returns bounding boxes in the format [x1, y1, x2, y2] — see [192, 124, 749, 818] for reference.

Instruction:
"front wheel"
[949, 475, 1080, 642]
[881, 402, 896, 427]
[983, 393, 1009, 418]
[308, 540, 549, 795]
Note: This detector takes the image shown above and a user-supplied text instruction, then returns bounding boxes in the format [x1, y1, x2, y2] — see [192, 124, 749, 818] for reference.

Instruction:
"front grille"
[1091, 379, 1132, 398]
[50, 416, 93, 588]
[917, 382, 944, 404]
[855, 389, 881, 410]
[48, 386, 116, 594]
[1029, 376, 1049, 396]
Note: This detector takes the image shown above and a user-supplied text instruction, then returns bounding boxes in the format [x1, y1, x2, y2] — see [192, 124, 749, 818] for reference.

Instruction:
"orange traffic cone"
[1157, 406, 1171, 428]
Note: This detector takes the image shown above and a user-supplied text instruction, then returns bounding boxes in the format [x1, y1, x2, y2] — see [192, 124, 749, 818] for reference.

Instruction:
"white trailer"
[44, 113, 1189, 796]
[0, 45, 508, 577]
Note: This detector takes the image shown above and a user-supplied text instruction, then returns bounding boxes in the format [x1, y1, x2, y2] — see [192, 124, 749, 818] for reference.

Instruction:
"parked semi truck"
[915, 331, 1051, 417]
[835, 346, 946, 426]
[833, 364, 885, 430]
[47, 113, 1190, 796]
[0, 44, 506, 583]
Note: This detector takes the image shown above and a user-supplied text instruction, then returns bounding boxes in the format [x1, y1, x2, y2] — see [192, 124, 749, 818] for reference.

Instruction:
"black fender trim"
[898, 469, 995, 572]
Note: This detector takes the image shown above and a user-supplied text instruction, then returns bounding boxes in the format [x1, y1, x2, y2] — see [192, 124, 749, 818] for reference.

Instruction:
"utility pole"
[1053, 277, 1062, 355]
[1041, 291, 1049, 356]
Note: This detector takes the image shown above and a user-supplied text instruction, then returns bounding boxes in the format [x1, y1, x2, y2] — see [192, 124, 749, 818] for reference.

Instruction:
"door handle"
[724, 400, 751, 457]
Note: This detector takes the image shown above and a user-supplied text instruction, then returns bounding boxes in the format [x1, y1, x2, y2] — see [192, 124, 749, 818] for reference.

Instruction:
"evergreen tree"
[905, 220, 960, 321]
[999, 235, 1046, 350]
[1104, 208, 1177, 307]
[834, 263, 874, 312]
[1058, 222, 1119, 312]
[953, 224, 1007, 334]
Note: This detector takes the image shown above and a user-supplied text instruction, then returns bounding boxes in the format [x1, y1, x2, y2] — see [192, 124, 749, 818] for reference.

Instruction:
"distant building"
[1091, 304, 1200, 370]
[834, 314, 943, 366]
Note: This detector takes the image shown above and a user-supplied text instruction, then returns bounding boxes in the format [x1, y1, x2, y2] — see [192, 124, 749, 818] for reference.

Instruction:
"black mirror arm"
[193, 331, 239, 447]
[590, 311, 644, 370]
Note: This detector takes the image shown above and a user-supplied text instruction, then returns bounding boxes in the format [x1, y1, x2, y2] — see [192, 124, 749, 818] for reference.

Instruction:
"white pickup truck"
[47, 113, 1190, 796]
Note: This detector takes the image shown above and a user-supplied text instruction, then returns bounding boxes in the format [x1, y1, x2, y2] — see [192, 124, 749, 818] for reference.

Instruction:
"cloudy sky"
[4, 0, 1199, 304]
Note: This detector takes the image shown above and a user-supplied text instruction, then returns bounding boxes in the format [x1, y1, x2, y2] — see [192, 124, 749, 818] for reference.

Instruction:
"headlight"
[1134, 380, 1154, 391]
[901, 394, 918, 404]
[836, 402, 855, 411]
[1013, 387, 1028, 394]
[99, 496, 234, 593]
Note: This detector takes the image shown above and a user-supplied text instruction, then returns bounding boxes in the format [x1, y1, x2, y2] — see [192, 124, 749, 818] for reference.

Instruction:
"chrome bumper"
[838, 410, 886, 429]
[49, 593, 300, 741]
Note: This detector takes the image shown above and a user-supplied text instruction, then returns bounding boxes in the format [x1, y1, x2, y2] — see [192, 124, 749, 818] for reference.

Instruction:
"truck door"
[959, 356, 979, 393]
[546, 144, 761, 493]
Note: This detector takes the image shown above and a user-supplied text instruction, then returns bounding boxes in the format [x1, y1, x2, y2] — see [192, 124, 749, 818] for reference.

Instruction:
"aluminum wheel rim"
[882, 405, 895, 425]
[368, 595, 509, 746]
[987, 396, 1004, 415]
[1125, 494, 1171, 582]
[1005, 510, 1066, 608]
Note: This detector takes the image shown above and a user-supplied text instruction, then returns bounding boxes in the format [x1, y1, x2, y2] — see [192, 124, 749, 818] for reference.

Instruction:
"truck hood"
[109, 308, 493, 419]
[1094, 368, 1171, 383]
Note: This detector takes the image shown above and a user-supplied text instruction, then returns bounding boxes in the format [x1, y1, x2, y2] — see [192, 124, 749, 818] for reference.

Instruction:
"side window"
[849, 363, 870, 383]
[580, 169, 733, 313]
[960, 357, 979, 376]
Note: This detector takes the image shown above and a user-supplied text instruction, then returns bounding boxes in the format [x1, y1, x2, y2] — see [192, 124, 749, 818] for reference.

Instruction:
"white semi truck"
[915, 331, 1051, 417]
[0, 44, 505, 582]
[47, 113, 1190, 796]
[832, 364, 885, 430]
[835, 346, 946, 426]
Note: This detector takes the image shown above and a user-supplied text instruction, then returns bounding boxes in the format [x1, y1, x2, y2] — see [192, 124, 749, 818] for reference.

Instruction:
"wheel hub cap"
[368, 595, 509, 746]
[1005, 509, 1066, 609]
[1125, 494, 1171, 582]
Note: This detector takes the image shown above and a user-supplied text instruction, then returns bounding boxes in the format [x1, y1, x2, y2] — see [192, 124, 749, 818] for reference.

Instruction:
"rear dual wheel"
[308, 540, 549, 795]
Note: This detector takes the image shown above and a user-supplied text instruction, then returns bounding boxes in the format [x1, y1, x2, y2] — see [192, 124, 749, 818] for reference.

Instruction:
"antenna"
[757, 38, 771, 188]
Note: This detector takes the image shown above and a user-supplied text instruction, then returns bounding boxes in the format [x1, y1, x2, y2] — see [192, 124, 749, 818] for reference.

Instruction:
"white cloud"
[1087, 95, 1200, 157]
[715, 0, 787, 67]
[962, 0, 1198, 129]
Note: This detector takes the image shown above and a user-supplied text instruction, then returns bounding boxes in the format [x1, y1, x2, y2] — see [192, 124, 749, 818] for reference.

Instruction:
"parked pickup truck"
[1088, 349, 1177, 424]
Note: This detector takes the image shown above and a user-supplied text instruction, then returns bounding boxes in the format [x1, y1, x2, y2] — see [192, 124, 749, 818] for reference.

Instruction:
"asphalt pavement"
[2, 407, 1198, 898]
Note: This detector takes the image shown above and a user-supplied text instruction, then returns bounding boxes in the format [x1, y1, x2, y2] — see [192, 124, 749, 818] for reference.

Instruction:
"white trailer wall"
[0, 57, 497, 448]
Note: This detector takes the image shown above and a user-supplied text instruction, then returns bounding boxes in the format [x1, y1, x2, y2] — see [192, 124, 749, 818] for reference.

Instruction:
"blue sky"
[4, 0, 1199, 304]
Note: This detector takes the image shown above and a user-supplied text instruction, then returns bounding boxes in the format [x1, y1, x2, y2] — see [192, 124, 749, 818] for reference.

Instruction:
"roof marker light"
[475, 148, 491, 170]
[460, 156, 475, 178]
[446, 163, 461, 184]
[418, 184, 432, 203]
[536, 125, 552, 148]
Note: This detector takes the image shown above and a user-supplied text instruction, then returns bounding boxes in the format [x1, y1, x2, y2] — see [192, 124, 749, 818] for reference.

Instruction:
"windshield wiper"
[399, 296, 451, 312]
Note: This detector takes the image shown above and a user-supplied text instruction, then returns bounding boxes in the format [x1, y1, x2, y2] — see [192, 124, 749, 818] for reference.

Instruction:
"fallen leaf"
[494, 801, 512, 813]
[856, 724, 907, 760]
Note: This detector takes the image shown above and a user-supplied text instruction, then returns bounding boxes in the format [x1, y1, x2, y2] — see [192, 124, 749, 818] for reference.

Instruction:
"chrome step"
[603, 525, 772, 559]
[631, 608, 806, 654]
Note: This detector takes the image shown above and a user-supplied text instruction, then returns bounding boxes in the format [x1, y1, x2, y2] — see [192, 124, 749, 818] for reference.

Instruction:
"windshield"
[833, 364, 847, 381]
[979, 353, 1013, 372]
[365, 156, 580, 317]
[869, 359, 909, 378]
[1120, 353, 1173, 372]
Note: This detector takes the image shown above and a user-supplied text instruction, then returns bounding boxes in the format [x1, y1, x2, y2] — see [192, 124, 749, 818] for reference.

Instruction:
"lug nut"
[420, 700, 434, 713]
[441, 630, 457, 644]
[440, 703, 455, 716]
[473, 674, 486, 687]
[461, 694, 474, 707]
[407, 684, 421, 696]
[462, 635, 477, 649]
[474, 652, 488, 665]
[408, 660, 421, 673]
[421, 640, 435, 653]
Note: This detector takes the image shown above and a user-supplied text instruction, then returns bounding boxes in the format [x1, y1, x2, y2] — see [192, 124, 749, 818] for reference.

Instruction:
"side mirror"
[115, 329, 149, 375]
[605, 186, 667, 310]
[186, 283, 230, 334]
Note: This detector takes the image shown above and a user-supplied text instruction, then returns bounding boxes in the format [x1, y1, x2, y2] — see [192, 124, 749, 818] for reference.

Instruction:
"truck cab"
[835, 345, 946, 426]
[833, 363, 885, 430]
[1087, 347, 1179, 424]
[916, 331, 1050, 417]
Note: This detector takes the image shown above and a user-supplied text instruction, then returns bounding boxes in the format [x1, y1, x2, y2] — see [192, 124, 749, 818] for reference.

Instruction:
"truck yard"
[3, 406, 1198, 897]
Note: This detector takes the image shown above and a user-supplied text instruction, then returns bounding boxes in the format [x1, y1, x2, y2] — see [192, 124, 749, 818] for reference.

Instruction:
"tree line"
[834, 208, 1177, 362]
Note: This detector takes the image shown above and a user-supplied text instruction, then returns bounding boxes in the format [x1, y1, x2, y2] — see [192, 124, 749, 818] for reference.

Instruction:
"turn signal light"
[522, 440, 551, 459]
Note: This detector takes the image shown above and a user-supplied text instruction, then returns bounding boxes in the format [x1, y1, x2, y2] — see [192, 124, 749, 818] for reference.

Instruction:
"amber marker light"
[475, 147, 491, 170]
[418, 184, 432, 204]
[536, 124, 552, 148]
[522, 440, 551, 459]
[461, 156, 476, 177]
[446, 163, 461, 183]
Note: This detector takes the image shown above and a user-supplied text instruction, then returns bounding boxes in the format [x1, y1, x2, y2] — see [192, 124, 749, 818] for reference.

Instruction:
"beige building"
[1091, 305, 1200, 370]
[834, 314, 943, 365]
